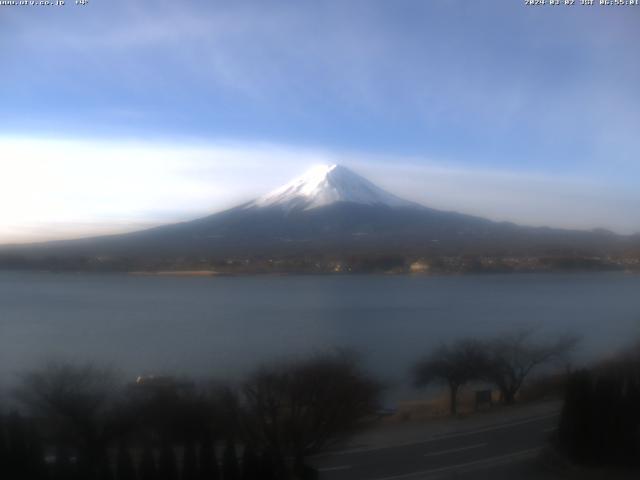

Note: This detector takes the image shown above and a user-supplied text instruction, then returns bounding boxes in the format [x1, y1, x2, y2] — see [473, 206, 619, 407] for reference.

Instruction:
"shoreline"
[128, 270, 223, 277]
[0, 268, 637, 277]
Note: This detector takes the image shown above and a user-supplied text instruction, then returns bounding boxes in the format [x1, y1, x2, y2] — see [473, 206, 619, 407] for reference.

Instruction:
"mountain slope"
[0, 164, 636, 267]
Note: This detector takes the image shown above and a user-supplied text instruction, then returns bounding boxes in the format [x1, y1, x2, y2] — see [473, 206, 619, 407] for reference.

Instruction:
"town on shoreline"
[1, 252, 639, 275]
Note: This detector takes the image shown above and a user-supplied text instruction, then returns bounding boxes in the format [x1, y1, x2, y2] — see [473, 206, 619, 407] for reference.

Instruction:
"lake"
[1, 271, 639, 403]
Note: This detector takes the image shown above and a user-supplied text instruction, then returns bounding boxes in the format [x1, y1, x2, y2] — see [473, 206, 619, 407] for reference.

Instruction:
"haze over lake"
[2, 271, 639, 402]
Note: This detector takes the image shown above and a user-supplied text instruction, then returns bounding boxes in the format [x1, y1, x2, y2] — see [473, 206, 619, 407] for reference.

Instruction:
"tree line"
[0, 352, 380, 480]
[0, 330, 580, 479]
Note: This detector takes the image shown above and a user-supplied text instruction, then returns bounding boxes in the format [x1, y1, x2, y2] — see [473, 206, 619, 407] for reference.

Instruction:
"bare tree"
[483, 330, 579, 404]
[240, 351, 380, 479]
[413, 340, 486, 415]
[16, 361, 119, 477]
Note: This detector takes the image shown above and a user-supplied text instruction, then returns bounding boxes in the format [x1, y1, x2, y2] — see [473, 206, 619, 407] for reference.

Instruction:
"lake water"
[1, 271, 639, 403]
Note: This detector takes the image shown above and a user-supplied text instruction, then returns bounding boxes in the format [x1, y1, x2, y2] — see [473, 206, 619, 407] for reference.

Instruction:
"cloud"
[0, 136, 330, 242]
[5, 0, 639, 157]
[358, 161, 640, 235]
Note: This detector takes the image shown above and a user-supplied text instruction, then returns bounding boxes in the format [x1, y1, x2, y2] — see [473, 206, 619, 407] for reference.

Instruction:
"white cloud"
[357, 161, 640, 234]
[3, 1, 639, 177]
[0, 137, 327, 243]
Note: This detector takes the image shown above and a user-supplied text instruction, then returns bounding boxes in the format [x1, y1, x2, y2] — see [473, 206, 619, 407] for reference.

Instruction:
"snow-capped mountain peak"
[246, 164, 415, 211]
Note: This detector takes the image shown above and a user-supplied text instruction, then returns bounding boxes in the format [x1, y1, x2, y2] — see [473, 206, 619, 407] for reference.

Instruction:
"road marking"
[424, 442, 487, 457]
[318, 465, 352, 472]
[370, 447, 542, 480]
[317, 412, 558, 457]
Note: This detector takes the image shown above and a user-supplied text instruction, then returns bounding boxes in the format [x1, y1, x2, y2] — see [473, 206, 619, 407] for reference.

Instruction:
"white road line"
[424, 442, 487, 457]
[318, 465, 352, 472]
[318, 412, 558, 457]
[370, 447, 542, 480]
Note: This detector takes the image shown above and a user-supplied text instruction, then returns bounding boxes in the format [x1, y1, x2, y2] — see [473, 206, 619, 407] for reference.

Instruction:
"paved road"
[311, 413, 559, 480]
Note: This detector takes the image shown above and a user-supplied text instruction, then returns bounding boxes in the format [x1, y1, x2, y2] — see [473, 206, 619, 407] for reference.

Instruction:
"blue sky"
[1, 0, 639, 242]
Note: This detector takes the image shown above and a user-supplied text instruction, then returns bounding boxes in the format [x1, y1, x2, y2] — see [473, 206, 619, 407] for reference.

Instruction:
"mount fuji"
[0, 164, 635, 269]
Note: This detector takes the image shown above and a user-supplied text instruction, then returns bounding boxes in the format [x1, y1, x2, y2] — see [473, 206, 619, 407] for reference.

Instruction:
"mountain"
[0, 164, 637, 272]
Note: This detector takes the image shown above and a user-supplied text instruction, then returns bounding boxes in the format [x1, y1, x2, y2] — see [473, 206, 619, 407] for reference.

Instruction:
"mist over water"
[1, 271, 639, 403]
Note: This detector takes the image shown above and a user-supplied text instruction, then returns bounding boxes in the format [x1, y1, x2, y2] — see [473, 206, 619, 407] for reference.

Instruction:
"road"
[311, 412, 559, 480]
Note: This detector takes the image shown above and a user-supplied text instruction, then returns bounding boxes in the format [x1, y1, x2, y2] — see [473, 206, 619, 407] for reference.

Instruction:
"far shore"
[128, 270, 223, 277]
[122, 269, 639, 278]
[0, 268, 634, 277]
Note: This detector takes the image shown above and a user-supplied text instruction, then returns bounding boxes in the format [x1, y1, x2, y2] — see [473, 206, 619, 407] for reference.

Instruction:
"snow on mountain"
[245, 164, 416, 211]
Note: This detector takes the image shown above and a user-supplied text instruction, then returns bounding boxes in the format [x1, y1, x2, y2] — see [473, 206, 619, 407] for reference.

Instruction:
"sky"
[1, 0, 639, 243]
